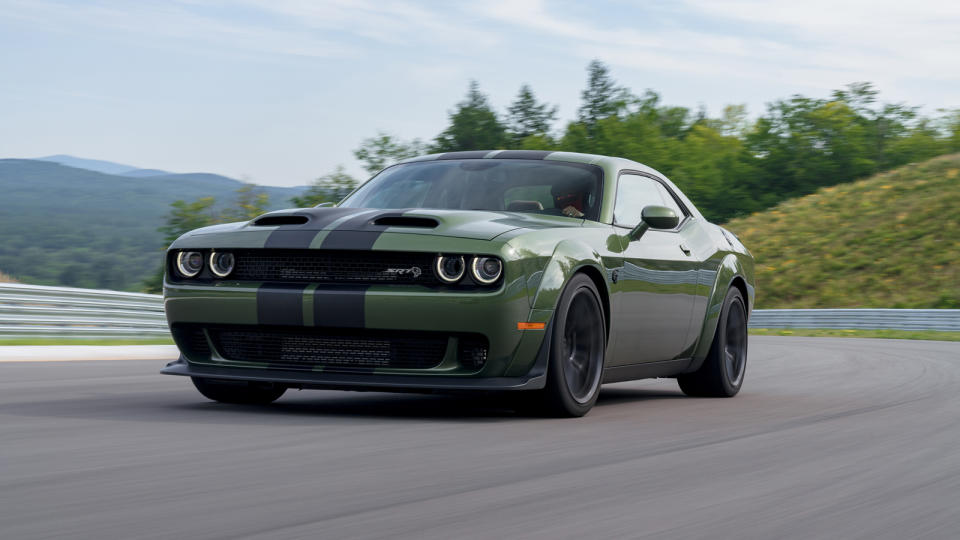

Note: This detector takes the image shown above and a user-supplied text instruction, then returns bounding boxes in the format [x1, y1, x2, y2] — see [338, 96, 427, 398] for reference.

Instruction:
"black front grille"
[230, 249, 436, 285]
[172, 324, 490, 372]
[207, 325, 453, 371]
[171, 325, 211, 360]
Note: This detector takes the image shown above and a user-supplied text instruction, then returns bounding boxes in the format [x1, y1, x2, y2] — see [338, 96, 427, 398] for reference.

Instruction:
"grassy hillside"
[0, 271, 17, 283]
[0, 160, 305, 291]
[725, 154, 960, 309]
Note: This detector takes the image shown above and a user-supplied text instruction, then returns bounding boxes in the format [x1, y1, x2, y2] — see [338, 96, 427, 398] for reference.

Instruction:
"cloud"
[2, 0, 356, 59]
[470, 0, 960, 95]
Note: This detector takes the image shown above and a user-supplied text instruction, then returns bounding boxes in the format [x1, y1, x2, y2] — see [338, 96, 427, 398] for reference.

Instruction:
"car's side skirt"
[601, 359, 692, 384]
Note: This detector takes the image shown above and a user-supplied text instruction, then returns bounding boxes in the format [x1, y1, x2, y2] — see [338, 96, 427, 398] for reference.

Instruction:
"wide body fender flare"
[683, 252, 754, 373]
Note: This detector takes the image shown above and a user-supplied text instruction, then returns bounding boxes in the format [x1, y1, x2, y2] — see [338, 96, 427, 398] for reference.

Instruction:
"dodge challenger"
[162, 150, 754, 416]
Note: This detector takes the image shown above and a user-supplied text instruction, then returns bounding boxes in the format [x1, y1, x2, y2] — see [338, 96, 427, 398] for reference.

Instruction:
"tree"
[221, 184, 270, 222]
[158, 197, 218, 246]
[354, 132, 425, 175]
[290, 166, 360, 208]
[942, 109, 960, 152]
[431, 80, 508, 152]
[577, 60, 627, 131]
[714, 104, 750, 138]
[505, 84, 558, 147]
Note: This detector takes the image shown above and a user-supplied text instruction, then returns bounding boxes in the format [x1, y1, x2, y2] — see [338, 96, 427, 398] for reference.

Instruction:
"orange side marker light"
[517, 322, 546, 330]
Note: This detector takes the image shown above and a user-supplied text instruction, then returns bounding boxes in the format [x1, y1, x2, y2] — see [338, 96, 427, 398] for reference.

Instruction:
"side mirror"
[628, 205, 680, 240]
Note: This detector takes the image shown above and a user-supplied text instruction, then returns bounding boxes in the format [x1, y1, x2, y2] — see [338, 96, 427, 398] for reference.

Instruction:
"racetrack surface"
[2, 337, 959, 539]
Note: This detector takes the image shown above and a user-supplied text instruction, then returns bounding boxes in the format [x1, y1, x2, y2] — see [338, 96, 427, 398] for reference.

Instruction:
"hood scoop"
[253, 215, 309, 226]
[373, 216, 438, 228]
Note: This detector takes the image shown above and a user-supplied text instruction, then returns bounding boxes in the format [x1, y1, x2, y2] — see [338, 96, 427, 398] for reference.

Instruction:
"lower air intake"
[200, 326, 440, 372]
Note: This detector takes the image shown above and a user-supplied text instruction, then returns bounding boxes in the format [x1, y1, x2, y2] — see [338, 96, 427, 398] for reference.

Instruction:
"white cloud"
[2, 0, 356, 59]
[471, 0, 960, 96]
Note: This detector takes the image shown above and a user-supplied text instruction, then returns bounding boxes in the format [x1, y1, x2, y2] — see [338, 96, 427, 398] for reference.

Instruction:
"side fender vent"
[253, 215, 309, 226]
[373, 216, 439, 228]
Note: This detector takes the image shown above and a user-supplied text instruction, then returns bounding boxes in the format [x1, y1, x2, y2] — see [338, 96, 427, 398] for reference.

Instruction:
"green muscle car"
[162, 150, 754, 416]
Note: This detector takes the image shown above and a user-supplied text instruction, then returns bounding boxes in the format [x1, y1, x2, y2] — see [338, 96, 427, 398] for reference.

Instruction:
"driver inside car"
[553, 186, 587, 218]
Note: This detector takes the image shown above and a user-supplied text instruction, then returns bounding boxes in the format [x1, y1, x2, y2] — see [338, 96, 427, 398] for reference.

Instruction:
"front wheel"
[678, 287, 748, 397]
[191, 377, 287, 405]
[538, 274, 607, 417]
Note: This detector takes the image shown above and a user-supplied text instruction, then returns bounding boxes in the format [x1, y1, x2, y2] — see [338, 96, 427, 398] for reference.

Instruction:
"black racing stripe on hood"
[493, 150, 552, 159]
[263, 229, 320, 249]
[319, 211, 407, 250]
[263, 207, 358, 249]
[436, 150, 491, 160]
[257, 283, 308, 326]
[313, 285, 368, 328]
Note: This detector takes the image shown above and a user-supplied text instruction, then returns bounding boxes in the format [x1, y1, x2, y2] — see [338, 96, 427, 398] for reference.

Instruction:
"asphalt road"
[2, 337, 959, 539]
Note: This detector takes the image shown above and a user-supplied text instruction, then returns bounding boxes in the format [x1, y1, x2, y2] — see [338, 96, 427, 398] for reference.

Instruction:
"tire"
[191, 377, 287, 405]
[678, 287, 748, 397]
[538, 274, 607, 417]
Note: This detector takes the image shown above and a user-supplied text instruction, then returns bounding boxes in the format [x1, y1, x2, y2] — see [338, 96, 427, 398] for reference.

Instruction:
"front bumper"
[161, 349, 548, 391]
[163, 277, 554, 385]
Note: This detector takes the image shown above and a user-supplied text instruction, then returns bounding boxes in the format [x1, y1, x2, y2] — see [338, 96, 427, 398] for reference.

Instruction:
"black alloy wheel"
[678, 287, 748, 397]
[539, 273, 606, 417]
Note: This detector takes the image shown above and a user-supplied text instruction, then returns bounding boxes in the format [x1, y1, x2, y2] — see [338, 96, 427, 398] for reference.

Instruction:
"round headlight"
[209, 251, 235, 278]
[176, 251, 204, 278]
[435, 254, 465, 283]
[470, 256, 502, 284]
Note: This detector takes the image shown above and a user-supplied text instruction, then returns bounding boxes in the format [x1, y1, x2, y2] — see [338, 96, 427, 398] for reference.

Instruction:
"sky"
[1, 0, 958, 186]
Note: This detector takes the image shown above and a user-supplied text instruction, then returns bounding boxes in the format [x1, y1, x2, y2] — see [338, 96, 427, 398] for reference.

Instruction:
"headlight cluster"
[435, 254, 502, 285]
[174, 250, 235, 279]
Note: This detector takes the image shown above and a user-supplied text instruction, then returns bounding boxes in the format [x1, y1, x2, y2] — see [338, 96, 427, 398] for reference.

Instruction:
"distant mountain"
[37, 154, 150, 176]
[121, 168, 169, 178]
[0, 159, 306, 291]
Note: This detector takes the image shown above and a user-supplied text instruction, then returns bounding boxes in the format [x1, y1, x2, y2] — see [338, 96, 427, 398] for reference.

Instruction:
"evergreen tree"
[577, 60, 626, 131]
[505, 84, 558, 146]
[431, 80, 508, 152]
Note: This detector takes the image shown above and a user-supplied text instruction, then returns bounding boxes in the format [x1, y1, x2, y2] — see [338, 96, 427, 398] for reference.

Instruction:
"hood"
[242, 207, 584, 242]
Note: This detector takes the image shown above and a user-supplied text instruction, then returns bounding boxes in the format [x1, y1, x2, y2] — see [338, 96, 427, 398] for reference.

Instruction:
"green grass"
[726, 153, 960, 309]
[0, 338, 175, 346]
[750, 328, 960, 342]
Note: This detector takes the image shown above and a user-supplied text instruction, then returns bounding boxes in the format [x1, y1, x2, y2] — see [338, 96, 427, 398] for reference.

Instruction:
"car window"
[655, 182, 685, 217]
[613, 174, 664, 227]
[341, 159, 603, 220]
[362, 178, 432, 208]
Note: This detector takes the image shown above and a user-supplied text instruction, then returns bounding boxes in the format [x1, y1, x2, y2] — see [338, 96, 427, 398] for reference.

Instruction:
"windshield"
[339, 159, 603, 221]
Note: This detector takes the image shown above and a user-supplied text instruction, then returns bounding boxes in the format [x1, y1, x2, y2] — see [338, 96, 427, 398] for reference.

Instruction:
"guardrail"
[749, 308, 960, 332]
[0, 283, 168, 339]
[1, 283, 958, 339]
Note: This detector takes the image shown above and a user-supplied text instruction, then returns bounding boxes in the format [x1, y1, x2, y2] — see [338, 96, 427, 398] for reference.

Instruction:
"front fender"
[529, 239, 611, 312]
[685, 252, 755, 372]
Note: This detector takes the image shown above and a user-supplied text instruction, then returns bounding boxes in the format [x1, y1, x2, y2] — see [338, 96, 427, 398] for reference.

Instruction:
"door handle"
[679, 244, 691, 255]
